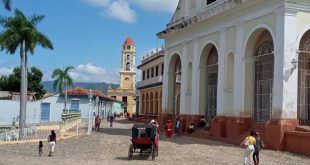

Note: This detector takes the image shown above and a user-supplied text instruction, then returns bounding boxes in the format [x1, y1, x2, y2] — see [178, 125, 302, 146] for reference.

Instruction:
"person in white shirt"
[175, 118, 181, 136]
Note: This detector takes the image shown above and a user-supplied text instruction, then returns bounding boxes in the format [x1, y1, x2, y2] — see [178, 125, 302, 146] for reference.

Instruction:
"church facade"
[108, 37, 136, 116]
[158, 0, 310, 155]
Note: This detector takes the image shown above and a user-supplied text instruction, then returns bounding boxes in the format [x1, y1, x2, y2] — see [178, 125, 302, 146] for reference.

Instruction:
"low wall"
[285, 131, 310, 156]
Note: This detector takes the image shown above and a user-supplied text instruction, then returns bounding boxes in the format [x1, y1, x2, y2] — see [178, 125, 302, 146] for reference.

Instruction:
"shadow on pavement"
[113, 119, 134, 124]
[158, 134, 238, 148]
[115, 154, 151, 161]
[98, 127, 131, 136]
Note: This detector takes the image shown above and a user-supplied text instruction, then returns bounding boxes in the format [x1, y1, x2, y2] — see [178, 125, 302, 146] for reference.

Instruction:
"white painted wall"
[0, 94, 123, 125]
[161, 0, 310, 120]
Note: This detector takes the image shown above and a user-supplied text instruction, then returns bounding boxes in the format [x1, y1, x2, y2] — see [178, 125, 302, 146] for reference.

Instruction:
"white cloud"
[106, 0, 136, 23]
[84, 0, 178, 23]
[85, 0, 136, 23]
[0, 67, 13, 76]
[131, 0, 178, 13]
[69, 63, 119, 83]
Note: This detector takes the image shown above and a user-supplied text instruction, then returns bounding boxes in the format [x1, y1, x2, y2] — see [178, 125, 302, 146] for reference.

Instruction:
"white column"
[274, 9, 298, 119]
[233, 22, 245, 116]
[162, 49, 170, 113]
[192, 38, 199, 115]
[217, 29, 226, 116]
[180, 43, 188, 114]
[196, 0, 203, 13]
[184, 0, 190, 18]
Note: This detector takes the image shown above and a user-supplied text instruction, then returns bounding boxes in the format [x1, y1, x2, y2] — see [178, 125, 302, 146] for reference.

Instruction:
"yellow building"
[137, 48, 165, 118]
[108, 37, 136, 116]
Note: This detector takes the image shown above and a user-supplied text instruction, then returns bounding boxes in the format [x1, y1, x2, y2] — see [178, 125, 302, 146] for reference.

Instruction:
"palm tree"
[52, 66, 74, 112]
[2, 0, 11, 10]
[0, 9, 53, 140]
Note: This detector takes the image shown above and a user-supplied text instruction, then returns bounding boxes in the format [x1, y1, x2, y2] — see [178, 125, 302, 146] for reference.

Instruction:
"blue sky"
[0, 0, 178, 83]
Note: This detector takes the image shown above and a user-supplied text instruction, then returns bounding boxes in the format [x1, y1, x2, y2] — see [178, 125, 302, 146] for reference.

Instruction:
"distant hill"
[42, 81, 119, 94]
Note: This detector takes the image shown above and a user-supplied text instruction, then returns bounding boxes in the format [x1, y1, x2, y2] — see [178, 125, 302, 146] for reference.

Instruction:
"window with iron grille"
[70, 99, 80, 111]
[298, 29, 310, 125]
[253, 31, 274, 122]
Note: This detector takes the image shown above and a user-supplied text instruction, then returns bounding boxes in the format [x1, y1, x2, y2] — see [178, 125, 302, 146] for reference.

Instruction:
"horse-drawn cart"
[128, 124, 159, 161]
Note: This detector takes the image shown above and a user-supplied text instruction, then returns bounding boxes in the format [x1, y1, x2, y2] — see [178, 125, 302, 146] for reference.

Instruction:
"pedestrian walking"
[175, 118, 181, 136]
[107, 112, 110, 122]
[150, 119, 160, 148]
[240, 130, 256, 165]
[164, 120, 173, 141]
[48, 130, 57, 157]
[95, 115, 101, 132]
[38, 141, 43, 156]
[253, 132, 264, 165]
[108, 111, 114, 127]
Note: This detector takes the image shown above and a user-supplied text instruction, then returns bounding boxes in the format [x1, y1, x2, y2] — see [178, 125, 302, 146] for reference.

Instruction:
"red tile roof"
[62, 88, 122, 103]
[64, 88, 105, 97]
[123, 37, 134, 46]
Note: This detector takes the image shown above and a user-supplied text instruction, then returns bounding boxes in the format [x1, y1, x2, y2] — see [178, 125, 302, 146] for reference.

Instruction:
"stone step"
[295, 126, 310, 132]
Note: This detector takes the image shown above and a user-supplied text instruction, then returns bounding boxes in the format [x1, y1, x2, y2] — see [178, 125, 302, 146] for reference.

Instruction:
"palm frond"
[0, 16, 9, 25]
[51, 68, 63, 79]
[30, 14, 45, 26]
[66, 76, 74, 87]
[64, 66, 74, 74]
[53, 79, 59, 91]
[2, 0, 11, 11]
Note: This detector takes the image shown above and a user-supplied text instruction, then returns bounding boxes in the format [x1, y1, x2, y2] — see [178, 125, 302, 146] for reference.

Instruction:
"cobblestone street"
[0, 119, 309, 165]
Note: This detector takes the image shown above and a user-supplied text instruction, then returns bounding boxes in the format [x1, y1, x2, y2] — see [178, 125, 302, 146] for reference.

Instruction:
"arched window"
[126, 62, 130, 71]
[206, 46, 218, 119]
[298, 29, 310, 125]
[254, 31, 274, 122]
[127, 55, 130, 61]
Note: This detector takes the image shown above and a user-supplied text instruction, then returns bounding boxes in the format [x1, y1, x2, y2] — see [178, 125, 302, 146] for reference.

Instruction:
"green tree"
[0, 67, 46, 99]
[0, 9, 53, 140]
[2, 0, 11, 10]
[52, 66, 74, 112]
[0, 75, 9, 90]
[28, 67, 46, 99]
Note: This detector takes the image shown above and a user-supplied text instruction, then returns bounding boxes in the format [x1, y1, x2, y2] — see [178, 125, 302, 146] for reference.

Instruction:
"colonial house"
[157, 0, 310, 155]
[0, 88, 123, 125]
[137, 48, 165, 118]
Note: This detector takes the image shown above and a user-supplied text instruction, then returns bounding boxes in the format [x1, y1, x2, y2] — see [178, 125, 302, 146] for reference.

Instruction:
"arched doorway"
[167, 54, 182, 116]
[155, 92, 159, 115]
[146, 93, 149, 114]
[253, 31, 274, 122]
[298, 29, 310, 125]
[150, 93, 154, 114]
[142, 94, 145, 114]
[199, 44, 218, 121]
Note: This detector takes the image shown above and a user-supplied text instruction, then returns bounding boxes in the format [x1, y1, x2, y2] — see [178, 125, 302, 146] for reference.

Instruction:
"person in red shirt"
[164, 120, 173, 141]
[95, 115, 101, 132]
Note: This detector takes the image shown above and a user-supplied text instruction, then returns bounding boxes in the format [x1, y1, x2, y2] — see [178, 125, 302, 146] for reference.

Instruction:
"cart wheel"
[128, 144, 134, 160]
[151, 145, 156, 161]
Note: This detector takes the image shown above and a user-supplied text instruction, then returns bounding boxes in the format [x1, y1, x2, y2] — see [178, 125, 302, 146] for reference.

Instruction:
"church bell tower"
[120, 37, 136, 89]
